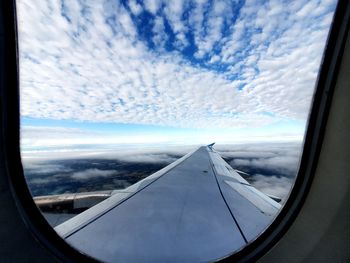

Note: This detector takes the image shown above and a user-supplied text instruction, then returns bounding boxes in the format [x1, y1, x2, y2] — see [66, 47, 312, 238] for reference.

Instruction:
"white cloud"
[220, 151, 278, 159]
[152, 16, 168, 48]
[219, 0, 336, 120]
[143, 0, 162, 15]
[163, 0, 189, 49]
[17, 0, 336, 131]
[30, 177, 56, 185]
[217, 141, 302, 176]
[250, 174, 294, 204]
[128, 0, 143, 16]
[112, 153, 177, 164]
[20, 125, 181, 151]
[194, 0, 231, 58]
[217, 141, 302, 203]
[231, 156, 300, 177]
[70, 169, 117, 180]
[21, 140, 197, 161]
[22, 162, 71, 174]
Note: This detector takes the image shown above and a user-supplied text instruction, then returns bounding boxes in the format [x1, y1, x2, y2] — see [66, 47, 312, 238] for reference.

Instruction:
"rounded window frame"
[0, 0, 349, 262]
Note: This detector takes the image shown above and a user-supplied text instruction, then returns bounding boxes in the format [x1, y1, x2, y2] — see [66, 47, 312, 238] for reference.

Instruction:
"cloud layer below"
[23, 142, 301, 203]
[217, 142, 302, 203]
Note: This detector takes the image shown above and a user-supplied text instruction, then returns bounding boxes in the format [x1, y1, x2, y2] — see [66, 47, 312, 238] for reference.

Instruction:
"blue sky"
[17, 0, 337, 151]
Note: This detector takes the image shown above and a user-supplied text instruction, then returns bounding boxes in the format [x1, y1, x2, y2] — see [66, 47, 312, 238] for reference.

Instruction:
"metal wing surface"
[55, 145, 281, 262]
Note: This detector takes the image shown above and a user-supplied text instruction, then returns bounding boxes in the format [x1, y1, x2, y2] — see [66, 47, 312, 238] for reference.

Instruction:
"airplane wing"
[55, 145, 281, 262]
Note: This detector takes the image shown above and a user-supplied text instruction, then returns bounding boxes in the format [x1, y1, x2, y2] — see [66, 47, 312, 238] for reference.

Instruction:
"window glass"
[17, 0, 337, 261]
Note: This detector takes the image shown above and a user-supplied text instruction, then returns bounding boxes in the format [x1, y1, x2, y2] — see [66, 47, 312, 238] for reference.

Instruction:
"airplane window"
[17, 0, 338, 262]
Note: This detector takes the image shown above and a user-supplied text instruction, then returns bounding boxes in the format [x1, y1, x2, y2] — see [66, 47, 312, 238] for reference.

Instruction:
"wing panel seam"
[207, 148, 249, 244]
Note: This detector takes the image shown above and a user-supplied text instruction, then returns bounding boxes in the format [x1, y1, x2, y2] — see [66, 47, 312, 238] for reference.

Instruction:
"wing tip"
[207, 142, 215, 149]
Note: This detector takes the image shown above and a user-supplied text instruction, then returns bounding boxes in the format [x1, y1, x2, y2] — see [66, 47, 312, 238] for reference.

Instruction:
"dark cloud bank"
[23, 142, 302, 205]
